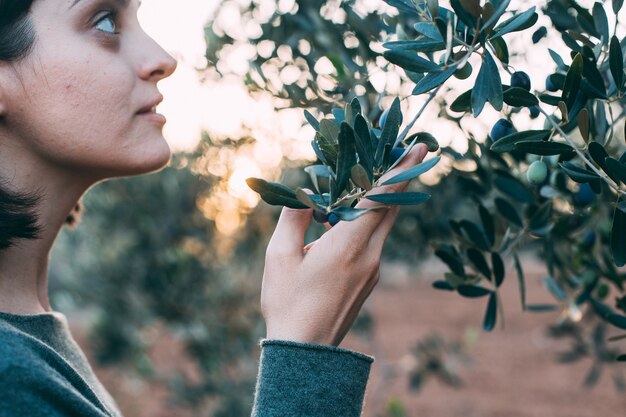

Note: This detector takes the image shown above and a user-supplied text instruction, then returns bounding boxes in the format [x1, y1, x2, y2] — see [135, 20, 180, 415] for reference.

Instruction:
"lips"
[137, 95, 164, 114]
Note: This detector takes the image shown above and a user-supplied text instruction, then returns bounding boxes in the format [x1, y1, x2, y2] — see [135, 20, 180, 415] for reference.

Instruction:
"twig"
[537, 106, 626, 197]
[330, 188, 367, 209]
[395, 40, 482, 146]
[395, 85, 442, 145]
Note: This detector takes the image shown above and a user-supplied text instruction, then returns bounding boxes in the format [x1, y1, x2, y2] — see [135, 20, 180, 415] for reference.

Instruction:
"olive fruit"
[582, 231, 596, 250]
[490, 119, 514, 142]
[313, 210, 330, 224]
[511, 71, 531, 91]
[328, 213, 340, 226]
[389, 147, 405, 165]
[546, 75, 559, 92]
[526, 160, 548, 184]
[529, 106, 540, 119]
[573, 183, 596, 207]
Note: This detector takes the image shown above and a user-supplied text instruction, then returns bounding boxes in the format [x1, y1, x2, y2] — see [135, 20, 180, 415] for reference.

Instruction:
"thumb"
[267, 207, 313, 260]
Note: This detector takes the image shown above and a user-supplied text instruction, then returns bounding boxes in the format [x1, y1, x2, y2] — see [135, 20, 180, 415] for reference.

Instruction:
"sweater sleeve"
[251, 339, 373, 417]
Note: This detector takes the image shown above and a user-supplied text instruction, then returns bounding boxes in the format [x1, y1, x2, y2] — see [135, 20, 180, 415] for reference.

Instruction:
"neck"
[0, 153, 94, 315]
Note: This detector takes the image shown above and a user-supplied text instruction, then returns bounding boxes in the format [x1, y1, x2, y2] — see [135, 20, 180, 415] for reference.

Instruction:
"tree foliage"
[208, 0, 626, 387]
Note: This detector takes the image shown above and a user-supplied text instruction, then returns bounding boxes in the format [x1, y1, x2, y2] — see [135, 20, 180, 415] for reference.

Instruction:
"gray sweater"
[0, 311, 373, 417]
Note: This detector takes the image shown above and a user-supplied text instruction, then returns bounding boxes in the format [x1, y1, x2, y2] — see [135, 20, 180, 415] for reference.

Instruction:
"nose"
[137, 37, 178, 83]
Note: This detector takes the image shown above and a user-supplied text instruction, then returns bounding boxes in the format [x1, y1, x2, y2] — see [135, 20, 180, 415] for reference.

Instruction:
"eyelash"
[94, 9, 120, 35]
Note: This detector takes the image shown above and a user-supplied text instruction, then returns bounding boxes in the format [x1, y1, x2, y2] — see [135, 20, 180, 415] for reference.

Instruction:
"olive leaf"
[495, 197, 523, 227]
[246, 178, 308, 209]
[404, 132, 440, 152]
[605, 157, 626, 184]
[483, 293, 498, 332]
[412, 66, 457, 95]
[467, 248, 492, 279]
[376, 98, 403, 164]
[559, 162, 601, 183]
[435, 245, 466, 278]
[331, 206, 387, 221]
[383, 50, 442, 73]
[479, 204, 495, 247]
[304, 110, 320, 131]
[612, 199, 626, 267]
[578, 108, 590, 143]
[459, 220, 492, 251]
[365, 192, 431, 205]
[472, 51, 503, 116]
[490, 130, 551, 153]
[457, 285, 492, 298]
[514, 140, 576, 157]
[490, 6, 538, 39]
[296, 188, 323, 210]
[334, 122, 358, 201]
[492, 252, 505, 287]
[353, 115, 374, 180]
[503, 87, 538, 107]
[562, 53, 583, 108]
[610, 36, 624, 91]
[381, 155, 441, 185]
[351, 164, 372, 191]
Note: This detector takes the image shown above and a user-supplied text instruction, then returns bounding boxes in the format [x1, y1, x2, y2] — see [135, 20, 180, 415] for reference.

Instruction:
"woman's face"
[0, 0, 177, 180]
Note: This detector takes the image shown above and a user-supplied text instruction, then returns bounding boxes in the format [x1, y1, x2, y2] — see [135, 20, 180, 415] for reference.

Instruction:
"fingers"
[376, 143, 430, 189]
[333, 143, 429, 243]
[267, 206, 313, 260]
[369, 205, 400, 254]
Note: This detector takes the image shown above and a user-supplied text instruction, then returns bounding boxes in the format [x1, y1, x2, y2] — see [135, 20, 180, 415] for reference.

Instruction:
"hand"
[260, 143, 430, 346]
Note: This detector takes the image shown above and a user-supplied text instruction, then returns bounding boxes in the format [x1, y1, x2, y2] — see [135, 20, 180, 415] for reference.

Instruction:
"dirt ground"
[72, 255, 626, 417]
[342, 256, 626, 417]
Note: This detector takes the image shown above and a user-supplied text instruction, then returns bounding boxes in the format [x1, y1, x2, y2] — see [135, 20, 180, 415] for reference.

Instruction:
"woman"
[0, 0, 429, 416]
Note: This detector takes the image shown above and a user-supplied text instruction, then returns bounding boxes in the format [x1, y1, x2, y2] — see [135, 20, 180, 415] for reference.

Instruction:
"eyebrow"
[70, 0, 141, 9]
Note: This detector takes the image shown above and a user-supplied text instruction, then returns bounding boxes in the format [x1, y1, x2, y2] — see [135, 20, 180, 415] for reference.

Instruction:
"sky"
[137, 0, 219, 151]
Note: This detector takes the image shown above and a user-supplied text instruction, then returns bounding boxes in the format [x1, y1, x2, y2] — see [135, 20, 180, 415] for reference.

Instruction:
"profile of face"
[0, 0, 178, 182]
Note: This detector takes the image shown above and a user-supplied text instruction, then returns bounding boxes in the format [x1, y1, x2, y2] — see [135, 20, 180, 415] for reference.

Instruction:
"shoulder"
[0, 328, 61, 415]
[0, 360, 86, 417]
[0, 325, 108, 417]
[0, 322, 45, 371]
[0, 323, 65, 399]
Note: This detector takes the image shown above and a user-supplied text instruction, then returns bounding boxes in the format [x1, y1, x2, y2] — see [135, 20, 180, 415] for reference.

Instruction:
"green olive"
[527, 160, 548, 184]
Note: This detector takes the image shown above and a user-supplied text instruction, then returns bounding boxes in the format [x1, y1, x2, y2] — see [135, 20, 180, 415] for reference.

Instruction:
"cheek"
[23, 63, 134, 156]
[6, 42, 169, 175]
[51, 67, 133, 134]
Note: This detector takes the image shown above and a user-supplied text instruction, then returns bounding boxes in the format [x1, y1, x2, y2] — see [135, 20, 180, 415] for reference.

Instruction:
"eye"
[94, 11, 119, 34]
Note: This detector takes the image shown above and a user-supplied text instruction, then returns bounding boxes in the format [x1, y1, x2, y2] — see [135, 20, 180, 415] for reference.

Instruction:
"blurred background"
[49, 0, 626, 416]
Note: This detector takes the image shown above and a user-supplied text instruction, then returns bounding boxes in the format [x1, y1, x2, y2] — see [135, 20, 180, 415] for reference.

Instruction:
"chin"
[105, 136, 173, 179]
[132, 137, 172, 174]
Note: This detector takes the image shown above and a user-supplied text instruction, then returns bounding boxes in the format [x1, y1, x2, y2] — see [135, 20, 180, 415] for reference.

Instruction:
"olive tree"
[206, 0, 626, 387]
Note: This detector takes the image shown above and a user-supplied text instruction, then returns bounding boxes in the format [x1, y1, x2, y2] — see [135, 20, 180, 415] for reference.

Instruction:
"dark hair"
[0, 0, 39, 250]
[0, 0, 82, 250]
[0, 0, 37, 61]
